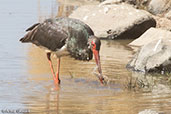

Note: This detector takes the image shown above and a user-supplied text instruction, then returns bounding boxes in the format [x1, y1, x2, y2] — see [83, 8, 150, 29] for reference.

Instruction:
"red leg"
[56, 58, 61, 84]
[47, 53, 59, 84]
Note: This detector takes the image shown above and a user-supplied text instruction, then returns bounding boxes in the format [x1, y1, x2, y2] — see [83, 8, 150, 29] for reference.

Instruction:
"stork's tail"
[19, 23, 40, 43]
[19, 37, 28, 43]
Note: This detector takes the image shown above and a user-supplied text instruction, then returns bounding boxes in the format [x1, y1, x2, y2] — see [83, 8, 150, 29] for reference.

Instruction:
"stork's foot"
[54, 78, 61, 85]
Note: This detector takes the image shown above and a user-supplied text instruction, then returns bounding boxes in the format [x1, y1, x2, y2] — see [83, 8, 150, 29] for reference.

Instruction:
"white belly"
[54, 44, 70, 57]
[43, 44, 70, 58]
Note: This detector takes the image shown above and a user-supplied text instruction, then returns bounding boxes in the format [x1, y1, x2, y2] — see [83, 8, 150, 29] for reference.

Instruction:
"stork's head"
[88, 36, 104, 84]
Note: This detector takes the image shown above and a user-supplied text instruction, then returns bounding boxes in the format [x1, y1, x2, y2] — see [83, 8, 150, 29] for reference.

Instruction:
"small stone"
[83, 16, 88, 21]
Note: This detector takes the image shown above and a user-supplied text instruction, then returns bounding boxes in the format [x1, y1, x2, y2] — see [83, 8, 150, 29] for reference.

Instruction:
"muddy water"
[0, 0, 171, 114]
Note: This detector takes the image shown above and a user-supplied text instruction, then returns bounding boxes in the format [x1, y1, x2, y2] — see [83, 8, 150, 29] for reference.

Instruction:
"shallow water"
[0, 0, 171, 114]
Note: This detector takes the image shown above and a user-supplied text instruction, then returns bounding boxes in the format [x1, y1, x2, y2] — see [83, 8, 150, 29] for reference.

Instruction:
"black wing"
[20, 19, 68, 51]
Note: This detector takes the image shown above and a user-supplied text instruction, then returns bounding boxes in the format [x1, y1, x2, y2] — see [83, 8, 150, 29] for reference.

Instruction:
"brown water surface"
[0, 0, 171, 114]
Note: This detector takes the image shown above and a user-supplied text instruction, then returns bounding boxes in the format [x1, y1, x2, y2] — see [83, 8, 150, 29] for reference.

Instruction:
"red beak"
[92, 49, 104, 84]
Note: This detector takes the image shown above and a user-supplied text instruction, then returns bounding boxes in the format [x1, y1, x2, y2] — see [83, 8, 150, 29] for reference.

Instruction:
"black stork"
[20, 17, 105, 85]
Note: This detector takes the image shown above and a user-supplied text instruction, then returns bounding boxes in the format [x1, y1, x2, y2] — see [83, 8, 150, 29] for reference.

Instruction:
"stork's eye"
[91, 41, 96, 49]
[91, 41, 95, 46]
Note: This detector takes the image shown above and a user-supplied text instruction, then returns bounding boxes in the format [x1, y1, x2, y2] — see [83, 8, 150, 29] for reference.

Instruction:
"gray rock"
[129, 27, 171, 47]
[148, 0, 171, 15]
[124, 0, 137, 5]
[99, 0, 123, 5]
[69, 4, 156, 39]
[99, 0, 149, 7]
[165, 10, 171, 20]
[153, 16, 171, 31]
[127, 39, 171, 73]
